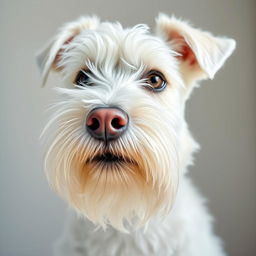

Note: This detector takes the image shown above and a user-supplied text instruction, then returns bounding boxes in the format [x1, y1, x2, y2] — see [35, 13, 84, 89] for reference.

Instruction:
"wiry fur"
[38, 14, 235, 255]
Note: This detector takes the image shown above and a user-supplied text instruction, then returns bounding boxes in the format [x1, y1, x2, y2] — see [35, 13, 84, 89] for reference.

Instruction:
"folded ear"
[36, 16, 100, 86]
[155, 14, 236, 83]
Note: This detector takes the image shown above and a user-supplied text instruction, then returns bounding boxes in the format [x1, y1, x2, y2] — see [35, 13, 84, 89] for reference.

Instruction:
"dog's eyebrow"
[120, 57, 137, 70]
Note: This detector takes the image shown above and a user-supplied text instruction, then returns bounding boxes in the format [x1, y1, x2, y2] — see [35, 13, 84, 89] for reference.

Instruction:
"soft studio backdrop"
[0, 0, 255, 255]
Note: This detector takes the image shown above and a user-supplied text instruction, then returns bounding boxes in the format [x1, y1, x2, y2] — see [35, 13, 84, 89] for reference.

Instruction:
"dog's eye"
[74, 70, 91, 87]
[144, 71, 167, 92]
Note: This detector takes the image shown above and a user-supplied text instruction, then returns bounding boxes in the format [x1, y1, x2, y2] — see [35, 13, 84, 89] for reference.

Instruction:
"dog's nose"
[86, 107, 129, 142]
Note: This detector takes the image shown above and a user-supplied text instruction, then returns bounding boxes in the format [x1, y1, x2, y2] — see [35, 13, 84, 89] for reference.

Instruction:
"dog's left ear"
[155, 14, 236, 83]
[36, 16, 100, 86]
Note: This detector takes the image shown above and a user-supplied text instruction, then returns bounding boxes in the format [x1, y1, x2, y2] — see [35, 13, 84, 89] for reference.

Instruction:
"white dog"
[37, 14, 235, 256]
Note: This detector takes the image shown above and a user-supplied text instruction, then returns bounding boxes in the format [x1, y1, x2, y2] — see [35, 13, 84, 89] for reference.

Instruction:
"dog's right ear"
[36, 16, 100, 86]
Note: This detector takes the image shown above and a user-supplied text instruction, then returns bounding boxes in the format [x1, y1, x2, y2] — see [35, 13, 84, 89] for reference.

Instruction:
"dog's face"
[38, 14, 235, 231]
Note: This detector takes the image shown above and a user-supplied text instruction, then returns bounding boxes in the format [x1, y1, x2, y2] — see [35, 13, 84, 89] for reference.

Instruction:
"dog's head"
[38, 14, 235, 231]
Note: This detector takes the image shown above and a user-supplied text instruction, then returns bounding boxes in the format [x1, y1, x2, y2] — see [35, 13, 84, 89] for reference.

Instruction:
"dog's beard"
[43, 88, 180, 231]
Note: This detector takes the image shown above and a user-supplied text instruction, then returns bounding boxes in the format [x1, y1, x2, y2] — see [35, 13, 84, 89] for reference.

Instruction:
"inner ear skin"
[53, 36, 75, 71]
[178, 44, 197, 65]
[171, 32, 197, 66]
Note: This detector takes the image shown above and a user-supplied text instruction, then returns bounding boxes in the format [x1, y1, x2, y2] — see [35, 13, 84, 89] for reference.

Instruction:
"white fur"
[38, 14, 235, 255]
[54, 178, 225, 256]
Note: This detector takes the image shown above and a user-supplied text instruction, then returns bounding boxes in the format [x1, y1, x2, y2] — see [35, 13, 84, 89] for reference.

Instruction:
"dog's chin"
[47, 147, 176, 231]
[46, 135, 178, 231]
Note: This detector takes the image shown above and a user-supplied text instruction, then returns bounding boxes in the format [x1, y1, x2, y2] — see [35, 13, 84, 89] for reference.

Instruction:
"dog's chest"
[63, 188, 191, 256]
[75, 217, 182, 256]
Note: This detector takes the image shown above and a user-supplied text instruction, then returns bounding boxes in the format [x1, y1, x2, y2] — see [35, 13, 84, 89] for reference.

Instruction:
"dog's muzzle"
[86, 107, 129, 143]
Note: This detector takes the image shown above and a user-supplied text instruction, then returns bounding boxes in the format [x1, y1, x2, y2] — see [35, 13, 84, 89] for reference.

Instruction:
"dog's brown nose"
[86, 107, 129, 142]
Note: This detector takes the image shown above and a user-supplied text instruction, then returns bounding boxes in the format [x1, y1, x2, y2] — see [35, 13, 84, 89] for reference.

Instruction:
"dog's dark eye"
[74, 70, 91, 87]
[144, 71, 167, 92]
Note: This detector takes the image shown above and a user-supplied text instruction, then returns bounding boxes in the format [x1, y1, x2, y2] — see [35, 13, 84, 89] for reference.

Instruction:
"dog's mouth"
[87, 152, 135, 165]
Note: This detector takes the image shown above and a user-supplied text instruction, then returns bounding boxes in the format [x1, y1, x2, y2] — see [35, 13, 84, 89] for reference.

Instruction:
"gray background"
[0, 0, 255, 255]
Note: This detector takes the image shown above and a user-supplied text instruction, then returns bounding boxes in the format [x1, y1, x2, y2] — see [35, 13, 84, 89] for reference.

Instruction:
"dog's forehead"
[66, 21, 177, 71]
